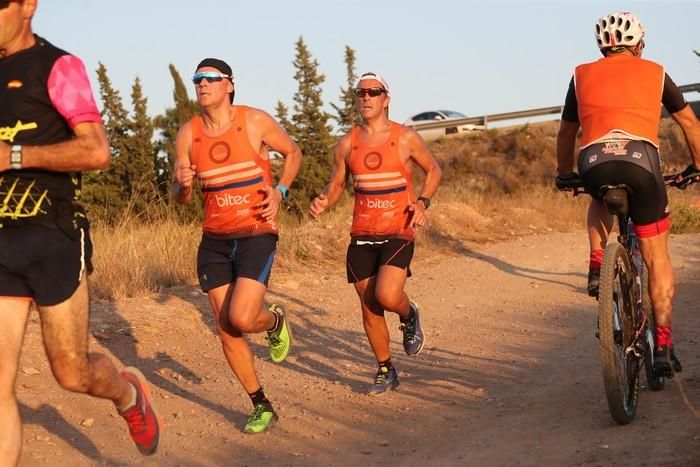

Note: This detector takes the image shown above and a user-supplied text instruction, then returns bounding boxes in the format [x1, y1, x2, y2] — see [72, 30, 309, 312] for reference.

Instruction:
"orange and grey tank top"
[190, 106, 278, 238]
[575, 55, 664, 148]
[348, 122, 415, 240]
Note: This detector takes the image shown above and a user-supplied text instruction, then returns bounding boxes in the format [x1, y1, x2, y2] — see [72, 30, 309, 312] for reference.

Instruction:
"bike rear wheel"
[641, 263, 665, 391]
[598, 242, 641, 424]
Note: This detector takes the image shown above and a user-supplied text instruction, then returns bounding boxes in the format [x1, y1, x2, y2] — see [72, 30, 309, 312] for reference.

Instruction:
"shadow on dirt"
[19, 403, 125, 465]
[91, 300, 246, 426]
[427, 229, 587, 290]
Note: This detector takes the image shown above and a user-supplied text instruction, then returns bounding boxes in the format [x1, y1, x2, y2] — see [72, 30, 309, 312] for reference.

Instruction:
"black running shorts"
[578, 140, 669, 226]
[0, 224, 93, 306]
[346, 237, 414, 283]
[197, 233, 277, 292]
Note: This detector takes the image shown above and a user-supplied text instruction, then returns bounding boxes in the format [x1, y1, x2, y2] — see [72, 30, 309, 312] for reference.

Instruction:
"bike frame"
[611, 209, 651, 362]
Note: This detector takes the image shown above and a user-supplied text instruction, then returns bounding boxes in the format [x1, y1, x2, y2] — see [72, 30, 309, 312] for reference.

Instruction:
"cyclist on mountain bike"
[555, 12, 700, 376]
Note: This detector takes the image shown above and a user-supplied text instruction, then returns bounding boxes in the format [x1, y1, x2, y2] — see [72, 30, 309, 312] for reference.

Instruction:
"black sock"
[268, 309, 280, 332]
[378, 359, 393, 371]
[400, 305, 413, 323]
[248, 387, 270, 406]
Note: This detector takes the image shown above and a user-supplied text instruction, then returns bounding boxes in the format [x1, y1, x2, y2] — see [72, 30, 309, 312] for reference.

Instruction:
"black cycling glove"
[555, 172, 581, 191]
[676, 164, 700, 189]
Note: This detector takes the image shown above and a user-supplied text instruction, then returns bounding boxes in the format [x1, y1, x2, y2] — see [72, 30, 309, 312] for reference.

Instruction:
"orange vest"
[575, 54, 664, 148]
[190, 106, 277, 237]
[348, 122, 415, 240]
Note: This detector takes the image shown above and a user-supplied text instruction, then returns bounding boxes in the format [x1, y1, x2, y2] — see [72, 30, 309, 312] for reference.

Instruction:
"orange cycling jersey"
[348, 122, 415, 240]
[575, 54, 664, 148]
[190, 106, 277, 238]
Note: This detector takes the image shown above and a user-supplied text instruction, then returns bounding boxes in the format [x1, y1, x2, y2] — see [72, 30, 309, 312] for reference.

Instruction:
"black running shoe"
[654, 345, 682, 378]
[588, 269, 600, 298]
[400, 301, 425, 356]
[368, 366, 400, 395]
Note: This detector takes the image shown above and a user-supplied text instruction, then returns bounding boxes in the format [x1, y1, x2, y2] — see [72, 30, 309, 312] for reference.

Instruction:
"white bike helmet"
[595, 12, 645, 50]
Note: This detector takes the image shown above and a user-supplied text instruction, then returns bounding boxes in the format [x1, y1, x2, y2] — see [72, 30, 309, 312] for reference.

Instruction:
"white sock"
[117, 383, 137, 412]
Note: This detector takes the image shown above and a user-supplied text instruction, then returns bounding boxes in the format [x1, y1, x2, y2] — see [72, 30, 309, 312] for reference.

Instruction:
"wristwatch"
[417, 196, 431, 209]
[10, 145, 22, 170]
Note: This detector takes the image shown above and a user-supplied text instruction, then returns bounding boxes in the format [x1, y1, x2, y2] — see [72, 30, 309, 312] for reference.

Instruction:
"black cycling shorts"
[0, 224, 93, 306]
[197, 233, 277, 292]
[578, 140, 669, 226]
[346, 237, 414, 283]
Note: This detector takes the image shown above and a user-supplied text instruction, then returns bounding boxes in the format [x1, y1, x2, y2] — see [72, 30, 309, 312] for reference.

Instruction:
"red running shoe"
[118, 367, 161, 455]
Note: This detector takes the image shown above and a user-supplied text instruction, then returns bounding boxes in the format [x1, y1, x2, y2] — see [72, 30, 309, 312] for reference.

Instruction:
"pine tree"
[83, 62, 130, 221]
[275, 100, 292, 133]
[331, 46, 360, 133]
[126, 77, 158, 214]
[284, 36, 335, 206]
[154, 64, 198, 198]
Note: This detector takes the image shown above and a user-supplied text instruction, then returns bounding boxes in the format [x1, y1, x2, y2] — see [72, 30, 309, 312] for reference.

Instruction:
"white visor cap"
[356, 72, 390, 95]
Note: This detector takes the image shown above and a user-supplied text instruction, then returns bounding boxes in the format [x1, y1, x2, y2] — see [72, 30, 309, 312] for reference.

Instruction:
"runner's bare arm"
[403, 128, 441, 227]
[309, 134, 350, 219]
[556, 120, 580, 176]
[247, 109, 302, 221]
[172, 121, 196, 205]
[248, 109, 302, 199]
[0, 121, 109, 172]
[670, 105, 700, 168]
[405, 128, 441, 199]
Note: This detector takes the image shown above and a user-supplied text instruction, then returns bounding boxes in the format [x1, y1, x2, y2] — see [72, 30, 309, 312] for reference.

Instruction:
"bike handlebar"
[555, 171, 698, 195]
[664, 171, 700, 189]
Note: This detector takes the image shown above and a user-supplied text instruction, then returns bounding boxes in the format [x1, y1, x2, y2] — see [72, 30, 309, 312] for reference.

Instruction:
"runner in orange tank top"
[173, 58, 302, 433]
[555, 13, 700, 376]
[310, 72, 442, 394]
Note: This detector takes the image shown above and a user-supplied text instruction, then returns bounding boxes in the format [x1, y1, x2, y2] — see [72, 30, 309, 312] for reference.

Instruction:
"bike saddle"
[598, 184, 634, 217]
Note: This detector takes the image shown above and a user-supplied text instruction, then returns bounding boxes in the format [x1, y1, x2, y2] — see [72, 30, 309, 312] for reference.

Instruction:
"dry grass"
[90, 217, 200, 299]
[88, 187, 590, 299]
[87, 121, 700, 298]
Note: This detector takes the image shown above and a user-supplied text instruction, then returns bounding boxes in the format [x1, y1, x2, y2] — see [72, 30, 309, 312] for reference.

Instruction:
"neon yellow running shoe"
[267, 304, 292, 363]
[243, 403, 278, 434]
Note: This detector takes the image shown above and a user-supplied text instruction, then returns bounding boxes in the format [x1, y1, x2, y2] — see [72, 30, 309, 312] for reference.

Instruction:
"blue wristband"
[275, 184, 289, 200]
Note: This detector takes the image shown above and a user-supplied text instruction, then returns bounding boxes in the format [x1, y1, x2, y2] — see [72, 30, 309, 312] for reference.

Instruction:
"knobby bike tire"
[598, 242, 640, 424]
[641, 263, 665, 391]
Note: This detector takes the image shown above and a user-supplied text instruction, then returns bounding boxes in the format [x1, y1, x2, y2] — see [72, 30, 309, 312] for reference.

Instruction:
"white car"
[404, 110, 484, 141]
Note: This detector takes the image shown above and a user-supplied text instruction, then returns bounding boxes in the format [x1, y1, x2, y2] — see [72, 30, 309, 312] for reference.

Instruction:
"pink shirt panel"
[47, 55, 102, 128]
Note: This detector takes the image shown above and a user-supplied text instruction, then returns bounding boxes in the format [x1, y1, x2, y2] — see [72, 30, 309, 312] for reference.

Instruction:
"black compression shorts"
[0, 224, 93, 306]
[197, 233, 277, 292]
[578, 140, 669, 226]
[346, 237, 414, 283]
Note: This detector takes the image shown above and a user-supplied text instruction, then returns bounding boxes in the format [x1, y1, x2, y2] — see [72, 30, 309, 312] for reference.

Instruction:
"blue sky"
[34, 1, 699, 125]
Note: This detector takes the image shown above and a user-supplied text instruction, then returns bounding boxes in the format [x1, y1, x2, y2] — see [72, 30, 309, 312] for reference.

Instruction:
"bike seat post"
[618, 213, 629, 239]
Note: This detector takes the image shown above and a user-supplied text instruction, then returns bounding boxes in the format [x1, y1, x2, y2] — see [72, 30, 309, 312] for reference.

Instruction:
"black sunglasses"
[192, 72, 230, 85]
[354, 87, 386, 98]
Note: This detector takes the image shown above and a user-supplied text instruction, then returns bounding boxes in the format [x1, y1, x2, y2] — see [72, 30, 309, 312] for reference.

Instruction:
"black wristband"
[417, 196, 431, 209]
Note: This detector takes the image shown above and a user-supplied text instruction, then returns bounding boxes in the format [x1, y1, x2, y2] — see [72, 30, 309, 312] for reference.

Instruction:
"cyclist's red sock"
[656, 325, 672, 348]
[589, 249, 604, 271]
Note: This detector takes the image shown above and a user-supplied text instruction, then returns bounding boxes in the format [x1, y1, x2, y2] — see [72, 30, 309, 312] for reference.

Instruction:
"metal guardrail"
[679, 83, 700, 93]
[407, 82, 700, 132]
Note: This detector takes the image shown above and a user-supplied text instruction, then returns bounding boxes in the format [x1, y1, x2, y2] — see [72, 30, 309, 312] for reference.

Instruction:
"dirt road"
[16, 232, 700, 466]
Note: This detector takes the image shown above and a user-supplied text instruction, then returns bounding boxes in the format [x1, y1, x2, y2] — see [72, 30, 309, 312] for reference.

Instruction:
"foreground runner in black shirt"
[0, 1, 160, 463]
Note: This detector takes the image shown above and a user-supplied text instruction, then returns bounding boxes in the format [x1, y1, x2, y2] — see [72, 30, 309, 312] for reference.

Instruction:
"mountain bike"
[558, 170, 695, 424]
[589, 184, 661, 423]
[597, 185, 663, 423]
